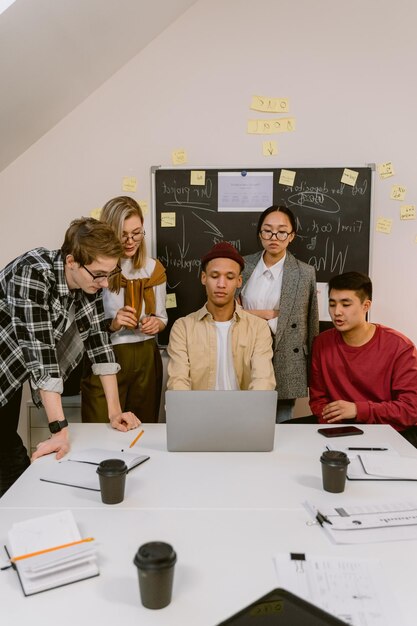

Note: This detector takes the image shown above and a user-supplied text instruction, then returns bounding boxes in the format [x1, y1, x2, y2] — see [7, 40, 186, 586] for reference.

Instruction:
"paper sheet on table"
[274, 553, 403, 626]
[360, 454, 417, 480]
[304, 500, 417, 544]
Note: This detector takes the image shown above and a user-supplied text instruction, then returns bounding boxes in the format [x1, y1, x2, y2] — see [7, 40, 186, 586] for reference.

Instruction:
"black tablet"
[217, 588, 348, 625]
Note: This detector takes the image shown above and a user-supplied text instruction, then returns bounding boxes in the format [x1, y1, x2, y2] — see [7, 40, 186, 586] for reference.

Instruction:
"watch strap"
[48, 418, 69, 434]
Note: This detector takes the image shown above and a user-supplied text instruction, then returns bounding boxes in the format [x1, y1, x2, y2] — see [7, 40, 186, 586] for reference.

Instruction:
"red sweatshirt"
[309, 325, 417, 431]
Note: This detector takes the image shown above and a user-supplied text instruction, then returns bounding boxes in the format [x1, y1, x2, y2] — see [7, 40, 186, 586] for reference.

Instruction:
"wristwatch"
[48, 418, 69, 434]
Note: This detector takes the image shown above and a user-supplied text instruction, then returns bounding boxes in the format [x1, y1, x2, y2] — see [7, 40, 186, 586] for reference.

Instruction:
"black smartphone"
[318, 426, 364, 437]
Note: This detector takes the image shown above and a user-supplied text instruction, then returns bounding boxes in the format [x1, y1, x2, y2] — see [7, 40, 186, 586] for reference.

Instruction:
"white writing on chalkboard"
[154, 167, 372, 343]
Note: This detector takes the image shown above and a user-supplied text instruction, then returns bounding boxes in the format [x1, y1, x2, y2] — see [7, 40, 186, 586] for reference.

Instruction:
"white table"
[1, 423, 416, 509]
[1, 424, 417, 626]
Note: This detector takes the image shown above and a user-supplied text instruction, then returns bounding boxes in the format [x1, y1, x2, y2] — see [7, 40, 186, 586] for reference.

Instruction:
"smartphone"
[318, 426, 364, 438]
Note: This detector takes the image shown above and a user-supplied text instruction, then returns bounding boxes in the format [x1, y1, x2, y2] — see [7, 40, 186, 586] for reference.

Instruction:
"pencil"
[11, 537, 95, 563]
[129, 429, 144, 448]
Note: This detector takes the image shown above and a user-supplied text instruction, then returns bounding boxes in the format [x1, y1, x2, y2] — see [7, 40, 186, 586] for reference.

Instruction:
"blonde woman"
[81, 197, 167, 423]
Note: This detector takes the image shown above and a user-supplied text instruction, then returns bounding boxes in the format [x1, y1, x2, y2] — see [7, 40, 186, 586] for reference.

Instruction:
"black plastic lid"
[96, 458, 128, 476]
[320, 450, 350, 466]
[134, 542, 177, 570]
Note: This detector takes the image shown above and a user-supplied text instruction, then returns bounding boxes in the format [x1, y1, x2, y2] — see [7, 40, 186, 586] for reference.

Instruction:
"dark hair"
[328, 271, 372, 302]
[61, 217, 123, 265]
[256, 205, 297, 237]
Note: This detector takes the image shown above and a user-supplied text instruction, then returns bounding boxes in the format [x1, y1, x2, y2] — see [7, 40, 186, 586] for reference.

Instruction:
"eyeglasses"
[260, 229, 293, 241]
[81, 264, 122, 282]
[121, 230, 145, 244]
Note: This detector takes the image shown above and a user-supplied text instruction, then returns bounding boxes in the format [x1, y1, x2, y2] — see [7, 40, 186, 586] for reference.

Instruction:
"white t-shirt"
[214, 320, 238, 390]
[103, 257, 168, 345]
[241, 253, 285, 335]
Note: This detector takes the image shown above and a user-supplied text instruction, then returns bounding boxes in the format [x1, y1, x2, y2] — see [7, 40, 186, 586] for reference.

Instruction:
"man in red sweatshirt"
[309, 271, 417, 445]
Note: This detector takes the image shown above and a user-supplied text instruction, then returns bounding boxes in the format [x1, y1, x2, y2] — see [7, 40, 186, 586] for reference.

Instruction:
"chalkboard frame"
[151, 165, 374, 346]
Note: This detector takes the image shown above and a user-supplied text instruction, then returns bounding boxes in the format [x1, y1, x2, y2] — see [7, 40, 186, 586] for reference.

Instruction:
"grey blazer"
[237, 250, 319, 399]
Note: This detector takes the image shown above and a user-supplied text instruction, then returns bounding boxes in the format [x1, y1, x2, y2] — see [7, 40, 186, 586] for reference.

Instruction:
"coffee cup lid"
[320, 450, 350, 466]
[134, 542, 177, 570]
[96, 458, 128, 476]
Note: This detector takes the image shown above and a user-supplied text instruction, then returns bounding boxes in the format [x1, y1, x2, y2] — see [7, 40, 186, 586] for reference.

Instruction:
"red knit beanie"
[201, 242, 244, 271]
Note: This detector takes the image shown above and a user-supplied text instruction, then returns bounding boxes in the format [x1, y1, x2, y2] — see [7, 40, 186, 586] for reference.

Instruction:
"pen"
[129, 429, 144, 448]
[316, 511, 332, 526]
[347, 447, 388, 451]
[11, 537, 95, 563]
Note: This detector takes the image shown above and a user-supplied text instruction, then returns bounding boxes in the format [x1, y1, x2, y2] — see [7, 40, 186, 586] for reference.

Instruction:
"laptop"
[165, 390, 278, 452]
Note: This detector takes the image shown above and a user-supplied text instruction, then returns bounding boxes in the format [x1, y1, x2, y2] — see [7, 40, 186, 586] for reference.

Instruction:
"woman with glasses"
[81, 196, 167, 423]
[0, 217, 140, 496]
[238, 205, 319, 422]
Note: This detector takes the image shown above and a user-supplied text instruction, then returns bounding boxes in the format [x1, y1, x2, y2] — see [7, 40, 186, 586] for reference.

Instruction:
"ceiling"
[0, 0, 197, 172]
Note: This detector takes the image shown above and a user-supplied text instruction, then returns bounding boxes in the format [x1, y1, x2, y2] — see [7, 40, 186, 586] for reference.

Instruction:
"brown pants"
[81, 339, 162, 424]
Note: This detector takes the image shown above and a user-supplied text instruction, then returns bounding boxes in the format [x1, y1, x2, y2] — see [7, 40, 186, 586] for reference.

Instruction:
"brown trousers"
[81, 339, 162, 424]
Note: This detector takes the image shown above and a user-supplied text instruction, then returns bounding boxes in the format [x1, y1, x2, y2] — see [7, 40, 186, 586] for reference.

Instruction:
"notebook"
[5, 510, 98, 596]
[166, 390, 277, 452]
[39, 448, 150, 491]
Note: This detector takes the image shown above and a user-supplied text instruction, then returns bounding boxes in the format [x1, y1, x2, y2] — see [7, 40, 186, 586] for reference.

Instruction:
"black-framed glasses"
[120, 230, 145, 244]
[81, 264, 122, 282]
[260, 229, 293, 241]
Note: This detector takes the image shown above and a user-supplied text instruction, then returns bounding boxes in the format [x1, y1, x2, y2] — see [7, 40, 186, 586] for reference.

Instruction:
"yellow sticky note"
[138, 200, 149, 216]
[376, 218, 393, 234]
[279, 169, 296, 187]
[391, 185, 406, 201]
[172, 149, 187, 165]
[247, 117, 296, 134]
[165, 293, 177, 309]
[341, 168, 359, 187]
[161, 212, 176, 228]
[90, 207, 102, 220]
[262, 140, 278, 156]
[378, 162, 395, 179]
[250, 96, 289, 113]
[400, 204, 416, 220]
[190, 170, 206, 185]
[122, 176, 137, 192]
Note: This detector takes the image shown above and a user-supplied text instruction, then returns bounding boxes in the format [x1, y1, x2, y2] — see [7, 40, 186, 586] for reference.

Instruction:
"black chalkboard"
[152, 166, 372, 345]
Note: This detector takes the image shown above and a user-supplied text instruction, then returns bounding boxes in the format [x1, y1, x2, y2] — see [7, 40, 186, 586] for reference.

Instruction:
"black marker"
[316, 511, 332, 526]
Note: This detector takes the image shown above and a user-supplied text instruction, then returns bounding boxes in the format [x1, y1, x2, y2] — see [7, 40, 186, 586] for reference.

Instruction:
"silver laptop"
[166, 390, 278, 452]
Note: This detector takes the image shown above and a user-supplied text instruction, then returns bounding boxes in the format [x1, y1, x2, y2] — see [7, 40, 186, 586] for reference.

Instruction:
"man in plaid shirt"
[0, 218, 140, 496]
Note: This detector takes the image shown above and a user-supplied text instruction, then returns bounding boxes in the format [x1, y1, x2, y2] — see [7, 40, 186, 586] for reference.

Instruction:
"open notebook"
[324, 442, 417, 481]
[5, 510, 98, 596]
[39, 448, 150, 491]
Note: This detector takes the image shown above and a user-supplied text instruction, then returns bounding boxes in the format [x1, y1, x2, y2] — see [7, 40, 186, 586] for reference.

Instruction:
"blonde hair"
[100, 196, 147, 292]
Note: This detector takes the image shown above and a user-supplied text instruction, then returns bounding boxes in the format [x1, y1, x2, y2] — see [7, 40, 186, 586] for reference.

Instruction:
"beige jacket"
[167, 302, 276, 391]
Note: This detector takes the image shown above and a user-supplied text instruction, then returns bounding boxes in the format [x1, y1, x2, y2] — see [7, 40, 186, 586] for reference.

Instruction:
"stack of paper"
[6, 510, 98, 596]
[274, 553, 403, 626]
[305, 500, 417, 544]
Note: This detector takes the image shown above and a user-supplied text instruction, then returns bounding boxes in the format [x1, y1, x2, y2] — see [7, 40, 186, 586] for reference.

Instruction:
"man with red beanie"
[167, 242, 276, 391]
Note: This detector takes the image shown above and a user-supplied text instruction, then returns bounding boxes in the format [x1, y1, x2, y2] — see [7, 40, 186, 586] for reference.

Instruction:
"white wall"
[1, 0, 416, 349]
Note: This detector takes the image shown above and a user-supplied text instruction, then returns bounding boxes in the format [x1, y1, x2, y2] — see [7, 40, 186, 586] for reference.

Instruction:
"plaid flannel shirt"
[0, 248, 118, 407]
